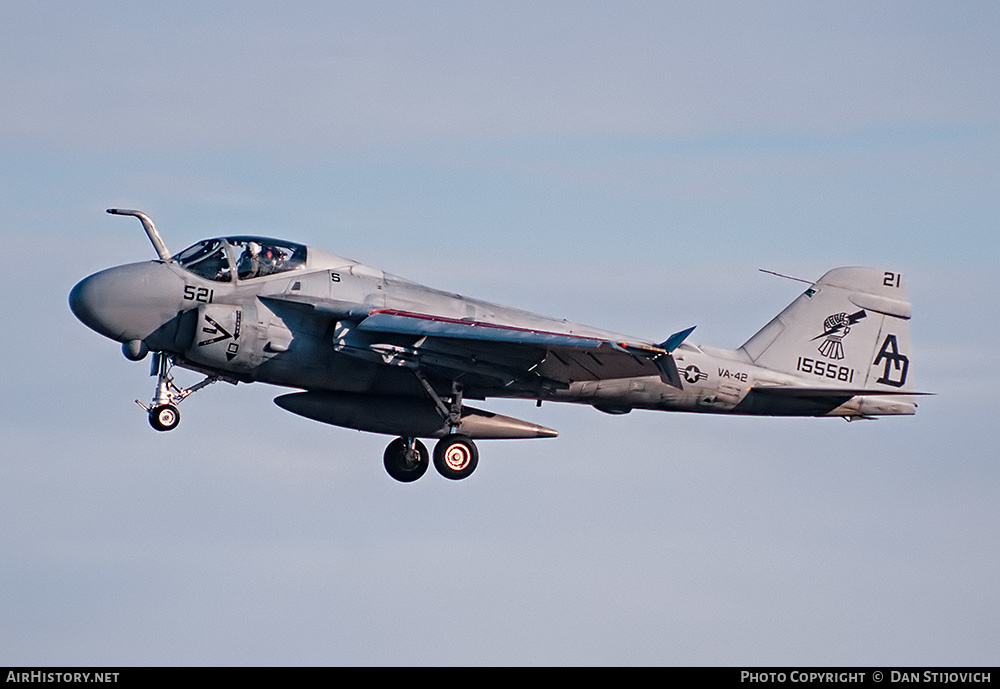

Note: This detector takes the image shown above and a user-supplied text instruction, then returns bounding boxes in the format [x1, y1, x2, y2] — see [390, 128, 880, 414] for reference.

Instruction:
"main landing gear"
[382, 434, 479, 482]
[383, 437, 429, 483]
[136, 352, 220, 432]
[433, 434, 479, 480]
[383, 374, 479, 482]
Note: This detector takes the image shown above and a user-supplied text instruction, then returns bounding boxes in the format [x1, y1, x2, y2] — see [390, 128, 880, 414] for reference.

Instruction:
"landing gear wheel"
[149, 404, 180, 432]
[433, 434, 479, 480]
[383, 437, 429, 483]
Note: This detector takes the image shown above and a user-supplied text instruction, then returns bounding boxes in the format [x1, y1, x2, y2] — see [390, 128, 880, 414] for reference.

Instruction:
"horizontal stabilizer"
[750, 386, 931, 398]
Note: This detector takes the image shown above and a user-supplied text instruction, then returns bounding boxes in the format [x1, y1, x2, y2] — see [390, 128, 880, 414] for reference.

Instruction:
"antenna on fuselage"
[106, 209, 172, 262]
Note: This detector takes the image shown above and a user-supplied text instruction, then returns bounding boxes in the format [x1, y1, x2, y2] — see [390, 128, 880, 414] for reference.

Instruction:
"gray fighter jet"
[70, 209, 924, 482]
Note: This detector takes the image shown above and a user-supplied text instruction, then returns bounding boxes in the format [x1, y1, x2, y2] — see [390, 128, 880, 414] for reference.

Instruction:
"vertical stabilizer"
[740, 268, 914, 392]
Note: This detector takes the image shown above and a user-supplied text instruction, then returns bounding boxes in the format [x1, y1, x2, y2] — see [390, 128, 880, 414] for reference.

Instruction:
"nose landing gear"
[136, 352, 221, 432]
[148, 403, 181, 432]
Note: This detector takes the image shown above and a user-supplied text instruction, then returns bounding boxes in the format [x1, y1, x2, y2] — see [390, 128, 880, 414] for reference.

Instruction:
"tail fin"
[740, 267, 915, 392]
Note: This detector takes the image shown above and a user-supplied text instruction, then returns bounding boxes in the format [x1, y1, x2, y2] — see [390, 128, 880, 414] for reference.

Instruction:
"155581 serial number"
[796, 356, 855, 383]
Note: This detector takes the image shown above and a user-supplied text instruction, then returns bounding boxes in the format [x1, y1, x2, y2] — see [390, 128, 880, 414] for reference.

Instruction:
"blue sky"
[2, 1, 998, 665]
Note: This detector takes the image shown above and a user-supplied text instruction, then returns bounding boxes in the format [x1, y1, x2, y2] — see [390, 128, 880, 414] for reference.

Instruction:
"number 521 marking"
[183, 285, 215, 303]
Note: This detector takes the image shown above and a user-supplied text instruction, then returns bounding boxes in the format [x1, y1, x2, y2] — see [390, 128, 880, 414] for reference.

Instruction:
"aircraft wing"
[352, 308, 692, 390]
[357, 309, 659, 352]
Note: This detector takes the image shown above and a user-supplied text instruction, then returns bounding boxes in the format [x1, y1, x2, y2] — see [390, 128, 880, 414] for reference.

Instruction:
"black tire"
[149, 404, 180, 432]
[383, 437, 429, 483]
[433, 434, 479, 480]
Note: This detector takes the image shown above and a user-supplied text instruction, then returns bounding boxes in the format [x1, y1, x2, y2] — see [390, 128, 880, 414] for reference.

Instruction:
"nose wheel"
[148, 404, 181, 432]
[136, 352, 221, 432]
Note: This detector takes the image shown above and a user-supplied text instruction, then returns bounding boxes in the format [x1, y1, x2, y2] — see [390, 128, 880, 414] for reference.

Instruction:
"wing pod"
[274, 391, 558, 440]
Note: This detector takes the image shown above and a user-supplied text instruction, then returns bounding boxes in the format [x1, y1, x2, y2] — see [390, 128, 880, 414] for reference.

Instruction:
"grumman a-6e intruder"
[70, 209, 925, 482]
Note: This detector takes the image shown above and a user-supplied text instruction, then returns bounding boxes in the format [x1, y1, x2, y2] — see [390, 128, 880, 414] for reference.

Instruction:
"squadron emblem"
[873, 334, 909, 388]
[812, 310, 866, 360]
[198, 311, 242, 361]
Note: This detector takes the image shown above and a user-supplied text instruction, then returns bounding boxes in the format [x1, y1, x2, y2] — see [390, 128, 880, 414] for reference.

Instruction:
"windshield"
[172, 239, 232, 282]
[172, 237, 307, 282]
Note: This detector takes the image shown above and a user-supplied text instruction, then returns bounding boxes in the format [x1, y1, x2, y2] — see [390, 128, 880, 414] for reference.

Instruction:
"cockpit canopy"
[172, 237, 307, 282]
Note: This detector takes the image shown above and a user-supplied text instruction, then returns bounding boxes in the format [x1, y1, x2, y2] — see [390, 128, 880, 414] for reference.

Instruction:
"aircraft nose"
[69, 262, 185, 342]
